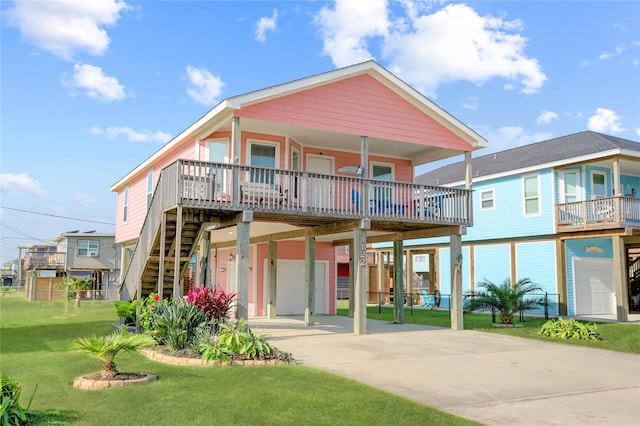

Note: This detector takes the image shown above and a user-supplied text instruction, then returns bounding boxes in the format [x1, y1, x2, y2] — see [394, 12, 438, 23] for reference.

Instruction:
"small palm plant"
[465, 278, 545, 325]
[74, 327, 155, 378]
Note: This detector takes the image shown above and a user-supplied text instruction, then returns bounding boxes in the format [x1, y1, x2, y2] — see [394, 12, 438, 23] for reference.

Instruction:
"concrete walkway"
[251, 315, 640, 426]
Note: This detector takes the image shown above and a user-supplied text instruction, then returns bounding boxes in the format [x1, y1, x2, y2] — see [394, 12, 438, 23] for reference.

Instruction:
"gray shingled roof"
[416, 131, 640, 186]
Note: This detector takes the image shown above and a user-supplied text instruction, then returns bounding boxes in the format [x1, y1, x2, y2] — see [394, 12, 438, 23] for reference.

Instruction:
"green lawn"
[0, 294, 479, 425]
[337, 302, 640, 354]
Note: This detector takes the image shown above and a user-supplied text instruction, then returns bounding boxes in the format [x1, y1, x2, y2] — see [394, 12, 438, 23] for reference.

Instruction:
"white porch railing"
[175, 159, 472, 225]
[556, 196, 640, 229]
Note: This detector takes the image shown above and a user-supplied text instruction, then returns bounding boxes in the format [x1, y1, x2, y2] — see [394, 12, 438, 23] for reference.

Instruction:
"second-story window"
[78, 240, 100, 257]
[523, 174, 540, 215]
[123, 187, 129, 223]
[480, 189, 495, 210]
[250, 142, 277, 184]
[147, 171, 154, 209]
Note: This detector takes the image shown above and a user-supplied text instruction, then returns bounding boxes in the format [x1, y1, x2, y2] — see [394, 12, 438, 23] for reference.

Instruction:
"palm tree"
[62, 277, 95, 308]
[465, 278, 545, 325]
[74, 327, 155, 378]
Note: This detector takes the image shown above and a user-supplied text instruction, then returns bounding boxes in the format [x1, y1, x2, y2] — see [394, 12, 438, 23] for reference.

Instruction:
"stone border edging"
[140, 348, 291, 366]
[73, 373, 157, 390]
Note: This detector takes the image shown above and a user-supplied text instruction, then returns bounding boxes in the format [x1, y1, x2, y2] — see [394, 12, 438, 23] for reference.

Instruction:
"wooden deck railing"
[556, 196, 640, 229]
[23, 252, 65, 269]
[175, 159, 472, 225]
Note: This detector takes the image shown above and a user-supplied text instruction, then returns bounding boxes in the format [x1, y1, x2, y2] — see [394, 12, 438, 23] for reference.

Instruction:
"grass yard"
[0, 294, 479, 425]
[337, 302, 640, 354]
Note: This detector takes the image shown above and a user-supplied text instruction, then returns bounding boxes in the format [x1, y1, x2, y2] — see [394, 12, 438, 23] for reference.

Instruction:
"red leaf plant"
[187, 286, 236, 324]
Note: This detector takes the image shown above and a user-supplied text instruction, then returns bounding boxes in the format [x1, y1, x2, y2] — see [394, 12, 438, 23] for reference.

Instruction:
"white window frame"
[590, 170, 607, 199]
[247, 139, 280, 183]
[479, 188, 495, 210]
[146, 171, 154, 210]
[123, 186, 129, 224]
[522, 173, 541, 216]
[207, 138, 230, 193]
[559, 170, 579, 204]
[78, 240, 100, 257]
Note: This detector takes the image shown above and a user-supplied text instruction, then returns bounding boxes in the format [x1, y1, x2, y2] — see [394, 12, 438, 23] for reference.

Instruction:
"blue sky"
[1, 0, 639, 263]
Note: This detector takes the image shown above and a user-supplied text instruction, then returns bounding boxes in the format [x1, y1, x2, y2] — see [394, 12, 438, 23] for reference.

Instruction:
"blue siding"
[516, 241, 558, 315]
[474, 244, 511, 285]
[565, 237, 613, 315]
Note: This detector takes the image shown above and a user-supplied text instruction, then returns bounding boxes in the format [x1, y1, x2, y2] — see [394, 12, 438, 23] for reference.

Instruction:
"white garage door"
[273, 259, 327, 315]
[574, 258, 614, 315]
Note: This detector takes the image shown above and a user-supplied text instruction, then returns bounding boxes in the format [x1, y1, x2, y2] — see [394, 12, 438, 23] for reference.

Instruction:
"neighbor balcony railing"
[170, 159, 472, 225]
[556, 196, 640, 230]
[24, 252, 65, 269]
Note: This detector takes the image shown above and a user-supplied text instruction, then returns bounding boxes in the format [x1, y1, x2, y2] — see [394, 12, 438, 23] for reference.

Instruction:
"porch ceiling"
[218, 117, 463, 166]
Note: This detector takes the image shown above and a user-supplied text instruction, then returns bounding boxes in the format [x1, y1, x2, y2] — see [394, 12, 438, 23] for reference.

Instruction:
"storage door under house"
[271, 259, 328, 315]
[573, 258, 615, 315]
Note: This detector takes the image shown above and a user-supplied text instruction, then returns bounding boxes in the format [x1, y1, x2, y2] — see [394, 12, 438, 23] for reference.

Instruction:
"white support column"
[305, 235, 316, 326]
[450, 234, 464, 330]
[348, 242, 354, 318]
[465, 151, 473, 224]
[267, 240, 277, 319]
[235, 212, 251, 320]
[393, 239, 404, 324]
[353, 221, 369, 335]
[612, 235, 629, 322]
[173, 206, 182, 298]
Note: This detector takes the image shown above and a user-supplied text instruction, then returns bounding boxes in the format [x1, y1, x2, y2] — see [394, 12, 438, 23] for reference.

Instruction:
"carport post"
[235, 212, 252, 320]
[450, 234, 464, 330]
[353, 223, 368, 335]
[304, 235, 316, 326]
[393, 239, 404, 324]
[267, 240, 277, 319]
[612, 235, 629, 322]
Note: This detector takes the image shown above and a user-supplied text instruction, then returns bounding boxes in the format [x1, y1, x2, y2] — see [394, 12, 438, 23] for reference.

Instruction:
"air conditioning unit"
[89, 252, 98, 257]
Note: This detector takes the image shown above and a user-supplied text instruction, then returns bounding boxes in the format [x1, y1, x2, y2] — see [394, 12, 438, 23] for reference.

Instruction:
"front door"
[306, 155, 334, 209]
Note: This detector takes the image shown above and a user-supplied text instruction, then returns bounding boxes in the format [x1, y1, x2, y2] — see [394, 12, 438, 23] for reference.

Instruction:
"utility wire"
[1, 206, 115, 225]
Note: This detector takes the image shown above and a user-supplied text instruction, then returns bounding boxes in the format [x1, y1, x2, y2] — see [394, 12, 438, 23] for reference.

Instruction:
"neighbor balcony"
[23, 252, 65, 269]
[555, 196, 640, 232]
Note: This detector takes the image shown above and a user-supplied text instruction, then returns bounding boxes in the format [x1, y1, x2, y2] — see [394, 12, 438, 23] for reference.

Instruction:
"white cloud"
[315, 0, 389, 67]
[256, 9, 278, 43]
[90, 126, 171, 143]
[462, 96, 478, 110]
[185, 66, 225, 106]
[598, 44, 625, 61]
[587, 108, 623, 133]
[474, 126, 552, 153]
[66, 64, 126, 102]
[314, 1, 546, 96]
[4, 0, 129, 61]
[0, 173, 49, 198]
[537, 110, 559, 125]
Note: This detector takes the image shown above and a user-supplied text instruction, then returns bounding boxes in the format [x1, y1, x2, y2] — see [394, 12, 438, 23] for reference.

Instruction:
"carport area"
[251, 315, 640, 426]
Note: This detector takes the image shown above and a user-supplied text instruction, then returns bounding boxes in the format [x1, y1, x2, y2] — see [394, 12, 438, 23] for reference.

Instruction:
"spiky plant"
[465, 278, 545, 324]
[74, 327, 155, 377]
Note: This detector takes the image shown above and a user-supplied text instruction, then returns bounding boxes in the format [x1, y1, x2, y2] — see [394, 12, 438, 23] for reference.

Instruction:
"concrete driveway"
[251, 315, 640, 426]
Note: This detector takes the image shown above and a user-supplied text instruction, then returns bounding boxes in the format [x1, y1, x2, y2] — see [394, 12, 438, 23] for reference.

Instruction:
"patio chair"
[419, 289, 440, 309]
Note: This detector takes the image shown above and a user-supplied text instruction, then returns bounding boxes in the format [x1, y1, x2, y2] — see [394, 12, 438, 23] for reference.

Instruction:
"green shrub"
[538, 317, 603, 340]
[139, 293, 161, 332]
[114, 300, 137, 325]
[1, 374, 34, 425]
[151, 299, 205, 351]
[197, 320, 273, 363]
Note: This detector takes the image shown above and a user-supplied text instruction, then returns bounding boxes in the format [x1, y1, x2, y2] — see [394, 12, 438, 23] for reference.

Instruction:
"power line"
[1, 206, 115, 225]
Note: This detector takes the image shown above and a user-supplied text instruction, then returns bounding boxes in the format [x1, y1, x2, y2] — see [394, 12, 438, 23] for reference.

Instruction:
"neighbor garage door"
[274, 259, 327, 315]
[574, 258, 614, 315]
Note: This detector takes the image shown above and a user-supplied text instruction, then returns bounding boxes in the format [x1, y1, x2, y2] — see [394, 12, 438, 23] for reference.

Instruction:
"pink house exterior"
[110, 61, 486, 333]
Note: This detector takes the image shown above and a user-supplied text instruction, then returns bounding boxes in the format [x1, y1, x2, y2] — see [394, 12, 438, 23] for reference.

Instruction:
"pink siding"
[236, 74, 470, 150]
[303, 146, 413, 182]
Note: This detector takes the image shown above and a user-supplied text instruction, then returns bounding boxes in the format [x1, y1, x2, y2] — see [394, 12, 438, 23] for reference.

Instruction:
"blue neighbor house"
[395, 131, 640, 322]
